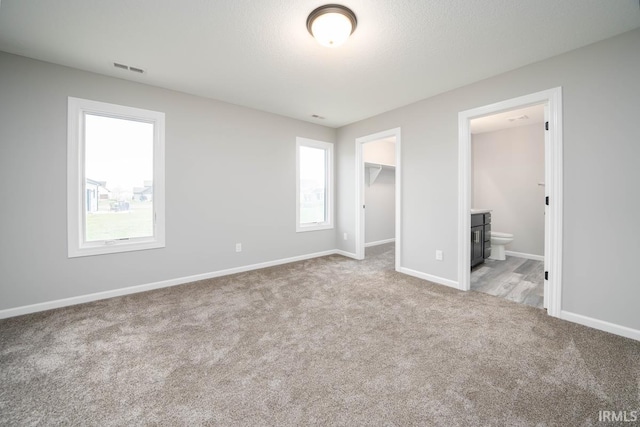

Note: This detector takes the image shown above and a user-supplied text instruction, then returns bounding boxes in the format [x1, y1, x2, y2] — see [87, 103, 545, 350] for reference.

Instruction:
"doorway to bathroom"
[470, 104, 546, 308]
[458, 88, 563, 318]
[355, 128, 401, 268]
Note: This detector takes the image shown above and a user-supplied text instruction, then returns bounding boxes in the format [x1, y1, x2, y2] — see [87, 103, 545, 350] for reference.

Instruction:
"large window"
[296, 137, 333, 232]
[67, 97, 165, 257]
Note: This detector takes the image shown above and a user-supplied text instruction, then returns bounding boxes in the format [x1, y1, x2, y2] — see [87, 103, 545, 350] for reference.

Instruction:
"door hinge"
[545, 271, 549, 280]
[545, 196, 549, 206]
[545, 121, 549, 131]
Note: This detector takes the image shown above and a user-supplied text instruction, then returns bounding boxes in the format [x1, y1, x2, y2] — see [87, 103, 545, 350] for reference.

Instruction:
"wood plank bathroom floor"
[471, 256, 544, 309]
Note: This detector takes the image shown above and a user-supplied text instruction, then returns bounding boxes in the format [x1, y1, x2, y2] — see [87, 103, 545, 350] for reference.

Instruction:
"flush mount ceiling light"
[306, 4, 357, 48]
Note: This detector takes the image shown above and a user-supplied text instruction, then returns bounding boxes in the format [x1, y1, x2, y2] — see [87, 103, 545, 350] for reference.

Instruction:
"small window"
[67, 97, 165, 257]
[296, 137, 333, 232]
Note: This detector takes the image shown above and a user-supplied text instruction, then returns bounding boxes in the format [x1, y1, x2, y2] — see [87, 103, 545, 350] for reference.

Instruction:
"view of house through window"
[68, 97, 165, 257]
[84, 114, 154, 241]
[296, 137, 333, 232]
[299, 145, 327, 224]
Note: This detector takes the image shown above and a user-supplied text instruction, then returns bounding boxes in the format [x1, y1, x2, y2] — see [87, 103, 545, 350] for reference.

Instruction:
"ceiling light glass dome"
[307, 5, 357, 48]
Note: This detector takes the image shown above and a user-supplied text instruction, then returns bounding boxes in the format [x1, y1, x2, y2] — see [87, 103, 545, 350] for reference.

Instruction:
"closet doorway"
[355, 128, 401, 269]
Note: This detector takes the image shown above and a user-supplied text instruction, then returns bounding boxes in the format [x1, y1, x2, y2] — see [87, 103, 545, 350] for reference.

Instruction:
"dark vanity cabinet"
[471, 222, 484, 268]
[471, 213, 492, 268]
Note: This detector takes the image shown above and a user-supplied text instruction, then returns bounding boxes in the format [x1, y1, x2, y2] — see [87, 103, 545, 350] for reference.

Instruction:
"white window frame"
[296, 137, 334, 232]
[67, 97, 165, 257]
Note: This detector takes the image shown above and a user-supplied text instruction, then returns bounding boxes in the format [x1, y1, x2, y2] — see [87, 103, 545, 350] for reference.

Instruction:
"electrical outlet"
[435, 250, 443, 261]
[343, 233, 348, 240]
[235, 243, 242, 253]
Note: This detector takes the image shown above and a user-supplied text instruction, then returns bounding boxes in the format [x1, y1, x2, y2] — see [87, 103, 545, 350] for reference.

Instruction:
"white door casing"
[458, 88, 563, 317]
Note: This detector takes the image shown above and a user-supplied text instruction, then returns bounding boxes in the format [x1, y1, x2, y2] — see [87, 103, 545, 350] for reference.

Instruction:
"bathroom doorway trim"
[457, 88, 563, 317]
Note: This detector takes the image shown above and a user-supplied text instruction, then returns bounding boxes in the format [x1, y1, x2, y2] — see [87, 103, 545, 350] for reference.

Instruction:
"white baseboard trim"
[334, 250, 359, 259]
[7, 253, 637, 343]
[364, 238, 395, 248]
[559, 310, 640, 342]
[505, 251, 544, 261]
[397, 267, 460, 290]
[0, 249, 340, 320]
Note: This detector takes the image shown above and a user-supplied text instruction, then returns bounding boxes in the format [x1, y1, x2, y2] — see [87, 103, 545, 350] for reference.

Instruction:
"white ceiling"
[1, 0, 639, 128]
[471, 104, 545, 134]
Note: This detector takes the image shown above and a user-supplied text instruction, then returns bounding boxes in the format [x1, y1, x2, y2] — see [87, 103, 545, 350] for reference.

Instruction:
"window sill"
[68, 239, 165, 258]
[296, 223, 334, 233]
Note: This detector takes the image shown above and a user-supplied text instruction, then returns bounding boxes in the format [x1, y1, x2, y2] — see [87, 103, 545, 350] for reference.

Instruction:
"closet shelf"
[365, 162, 395, 185]
[365, 162, 395, 170]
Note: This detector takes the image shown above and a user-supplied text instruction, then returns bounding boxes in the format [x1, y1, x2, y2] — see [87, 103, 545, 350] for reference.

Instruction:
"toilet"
[489, 232, 514, 261]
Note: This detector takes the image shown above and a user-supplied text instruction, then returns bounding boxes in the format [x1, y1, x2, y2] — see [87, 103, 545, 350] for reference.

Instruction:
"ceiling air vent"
[113, 62, 145, 74]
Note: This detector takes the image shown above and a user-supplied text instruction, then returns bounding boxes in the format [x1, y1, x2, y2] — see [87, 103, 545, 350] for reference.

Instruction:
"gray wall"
[473, 124, 545, 256]
[336, 29, 640, 330]
[365, 168, 395, 245]
[2, 29, 640, 333]
[363, 139, 395, 166]
[0, 52, 335, 310]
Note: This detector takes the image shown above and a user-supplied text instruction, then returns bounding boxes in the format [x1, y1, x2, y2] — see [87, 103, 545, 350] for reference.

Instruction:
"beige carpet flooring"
[1, 243, 639, 426]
